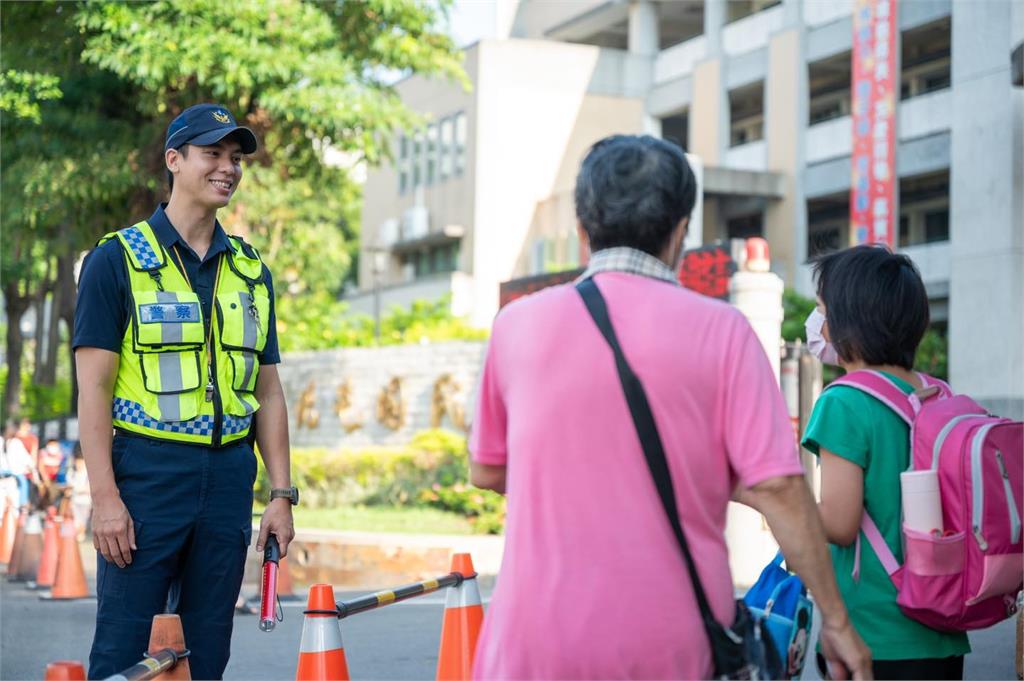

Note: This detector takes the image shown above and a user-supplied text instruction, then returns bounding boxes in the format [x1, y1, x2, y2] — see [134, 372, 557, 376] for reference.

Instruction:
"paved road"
[2, 572, 1018, 680]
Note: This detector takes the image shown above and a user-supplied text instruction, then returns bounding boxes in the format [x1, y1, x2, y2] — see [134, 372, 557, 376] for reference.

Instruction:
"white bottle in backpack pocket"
[901, 469, 944, 534]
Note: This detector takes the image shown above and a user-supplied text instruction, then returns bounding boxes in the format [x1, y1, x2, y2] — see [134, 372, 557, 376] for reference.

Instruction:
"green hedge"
[257, 429, 506, 534]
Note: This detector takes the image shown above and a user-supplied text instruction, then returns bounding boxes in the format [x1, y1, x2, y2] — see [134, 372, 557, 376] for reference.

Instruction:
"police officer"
[74, 104, 297, 680]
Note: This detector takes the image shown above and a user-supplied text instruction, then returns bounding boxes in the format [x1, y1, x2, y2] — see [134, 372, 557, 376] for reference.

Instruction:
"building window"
[439, 117, 453, 180]
[808, 52, 852, 125]
[398, 135, 409, 194]
[727, 0, 781, 24]
[726, 213, 763, 240]
[426, 124, 438, 186]
[412, 131, 423, 189]
[806, 193, 849, 257]
[405, 242, 460, 279]
[901, 17, 951, 100]
[729, 82, 764, 147]
[454, 112, 467, 176]
[660, 110, 689, 151]
[898, 169, 950, 247]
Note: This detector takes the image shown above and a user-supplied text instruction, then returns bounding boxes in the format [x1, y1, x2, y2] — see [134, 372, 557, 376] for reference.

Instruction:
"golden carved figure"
[334, 378, 364, 433]
[431, 373, 467, 432]
[296, 380, 320, 429]
[376, 376, 406, 431]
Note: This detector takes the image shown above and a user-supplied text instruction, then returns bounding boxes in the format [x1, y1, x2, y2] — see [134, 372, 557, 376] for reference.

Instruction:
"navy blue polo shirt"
[73, 204, 280, 365]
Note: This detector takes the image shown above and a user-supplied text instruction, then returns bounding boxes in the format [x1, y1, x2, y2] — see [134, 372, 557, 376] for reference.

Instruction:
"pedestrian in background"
[802, 246, 970, 680]
[16, 417, 39, 461]
[67, 444, 92, 542]
[1, 421, 33, 508]
[469, 134, 871, 680]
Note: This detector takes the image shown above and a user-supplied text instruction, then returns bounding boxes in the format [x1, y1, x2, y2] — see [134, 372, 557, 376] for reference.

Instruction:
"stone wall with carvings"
[279, 341, 487, 448]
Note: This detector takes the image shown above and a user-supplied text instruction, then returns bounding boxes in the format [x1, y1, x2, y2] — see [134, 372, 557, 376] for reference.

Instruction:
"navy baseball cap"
[165, 103, 258, 153]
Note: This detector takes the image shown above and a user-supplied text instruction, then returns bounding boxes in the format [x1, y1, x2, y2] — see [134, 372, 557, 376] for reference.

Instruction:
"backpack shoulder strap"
[852, 511, 900, 583]
[829, 370, 915, 426]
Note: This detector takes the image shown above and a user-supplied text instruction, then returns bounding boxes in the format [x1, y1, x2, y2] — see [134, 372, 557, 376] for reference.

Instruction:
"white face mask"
[805, 309, 840, 365]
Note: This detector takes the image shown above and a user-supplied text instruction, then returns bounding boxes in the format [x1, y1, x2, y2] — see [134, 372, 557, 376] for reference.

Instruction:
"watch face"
[291, 487, 299, 505]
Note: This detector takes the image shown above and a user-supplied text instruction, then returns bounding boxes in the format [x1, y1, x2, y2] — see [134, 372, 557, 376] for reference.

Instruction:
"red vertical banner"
[850, 0, 898, 247]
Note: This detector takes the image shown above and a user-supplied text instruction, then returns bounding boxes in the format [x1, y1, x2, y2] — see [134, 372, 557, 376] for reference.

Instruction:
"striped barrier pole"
[103, 648, 189, 681]
[310, 570, 476, 620]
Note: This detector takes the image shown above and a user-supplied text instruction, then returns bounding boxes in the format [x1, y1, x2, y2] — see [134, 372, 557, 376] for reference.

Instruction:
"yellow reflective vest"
[99, 221, 270, 446]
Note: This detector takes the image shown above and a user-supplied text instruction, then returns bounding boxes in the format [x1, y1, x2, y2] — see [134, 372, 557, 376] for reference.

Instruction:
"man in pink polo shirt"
[470, 135, 871, 680]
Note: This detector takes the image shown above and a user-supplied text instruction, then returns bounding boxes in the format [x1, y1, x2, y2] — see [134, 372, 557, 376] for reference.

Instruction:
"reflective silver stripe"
[299, 617, 344, 653]
[240, 292, 259, 349]
[157, 393, 181, 422]
[155, 291, 184, 344]
[932, 414, 989, 469]
[158, 353, 184, 393]
[971, 423, 997, 537]
[443, 579, 482, 608]
[241, 352, 256, 391]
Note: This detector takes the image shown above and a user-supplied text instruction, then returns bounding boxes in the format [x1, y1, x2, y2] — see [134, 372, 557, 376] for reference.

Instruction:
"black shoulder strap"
[576, 277, 721, 633]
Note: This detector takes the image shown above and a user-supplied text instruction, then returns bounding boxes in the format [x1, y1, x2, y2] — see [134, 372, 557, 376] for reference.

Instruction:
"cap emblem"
[212, 110, 230, 124]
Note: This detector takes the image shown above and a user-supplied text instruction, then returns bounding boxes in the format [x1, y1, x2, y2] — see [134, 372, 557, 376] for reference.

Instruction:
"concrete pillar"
[764, 26, 807, 285]
[949, 1, 1024, 419]
[704, 0, 727, 56]
[727, 270, 785, 586]
[690, 59, 726, 165]
[628, 1, 659, 57]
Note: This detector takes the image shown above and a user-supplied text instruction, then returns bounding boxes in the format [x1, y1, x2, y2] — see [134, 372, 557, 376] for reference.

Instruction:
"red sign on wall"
[850, 0, 898, 247]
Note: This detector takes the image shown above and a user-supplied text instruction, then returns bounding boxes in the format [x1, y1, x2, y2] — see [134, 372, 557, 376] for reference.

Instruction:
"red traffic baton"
[259, 535, 282, 632]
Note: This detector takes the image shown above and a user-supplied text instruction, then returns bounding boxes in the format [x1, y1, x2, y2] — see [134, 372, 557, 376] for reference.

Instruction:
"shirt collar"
[148, 203, 232, 262]
[579, 247, 680, 286]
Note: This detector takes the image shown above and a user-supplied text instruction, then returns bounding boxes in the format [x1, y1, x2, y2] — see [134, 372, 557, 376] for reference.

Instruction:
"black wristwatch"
[269, 486, 299, 506]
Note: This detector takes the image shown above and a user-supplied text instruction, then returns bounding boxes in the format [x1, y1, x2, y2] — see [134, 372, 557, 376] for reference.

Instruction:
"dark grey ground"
[1, 574, 1017, 680]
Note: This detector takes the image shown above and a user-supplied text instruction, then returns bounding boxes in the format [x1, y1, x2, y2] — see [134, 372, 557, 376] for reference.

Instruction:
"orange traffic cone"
[10, 511, 44, 582]
[296, 584, 349, 681]
[44, 660, 86, 680]
[48, 508, 88, 600]
[436, 553, 484, 681]
[0, 501, 18, 565]
[6, 508, 26, 576]
[34, 508, 61, 588]
[148, 614, 191, 680]
[278, 555, 297, 600]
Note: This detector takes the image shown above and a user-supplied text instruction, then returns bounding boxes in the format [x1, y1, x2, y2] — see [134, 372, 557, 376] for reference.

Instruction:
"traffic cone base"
[11, 512, 44, 582]
[436, 553, 484, 681]
[44, 660, 86, 680]
[48, 511, 89, 600]
[6, 510, 26, 576]
[35, 511, 60, 588]
[0, 502, 17, 565]
[296, 584, 349, 681]
[148, 614, 191, 680]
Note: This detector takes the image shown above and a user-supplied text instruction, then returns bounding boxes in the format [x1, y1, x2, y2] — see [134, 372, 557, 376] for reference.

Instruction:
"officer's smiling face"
[172, 138, 244, 209]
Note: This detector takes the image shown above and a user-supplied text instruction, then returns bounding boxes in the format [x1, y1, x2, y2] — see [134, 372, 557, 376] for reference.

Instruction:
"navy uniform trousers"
[88, 434, 257, 680]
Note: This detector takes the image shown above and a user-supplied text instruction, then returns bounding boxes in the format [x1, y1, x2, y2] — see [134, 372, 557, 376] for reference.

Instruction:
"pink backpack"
[829, 370, 1023, 631]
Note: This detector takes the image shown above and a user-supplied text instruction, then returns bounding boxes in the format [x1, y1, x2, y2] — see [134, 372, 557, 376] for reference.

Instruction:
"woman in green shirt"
[801, 246, 970, 680]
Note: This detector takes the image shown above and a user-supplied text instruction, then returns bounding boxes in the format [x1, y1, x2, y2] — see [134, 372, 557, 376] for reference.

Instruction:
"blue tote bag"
[743, 552, 814, 679]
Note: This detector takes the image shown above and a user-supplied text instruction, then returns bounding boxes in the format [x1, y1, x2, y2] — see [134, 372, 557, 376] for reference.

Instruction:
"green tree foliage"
[276, 293, 487, 352]
[782, 288, 816, 342]
[1, 0, 466, 418]
[914, 328, 948, 380]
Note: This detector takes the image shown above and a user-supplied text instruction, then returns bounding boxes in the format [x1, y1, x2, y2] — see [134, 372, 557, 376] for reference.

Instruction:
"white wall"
[899, 89, 953, 140]
[802, 0, 854, 27]
[806, 115, 852, 164]
[471, 39, 645, 327]
[654, 35, 708, 83]
[722, 5, 785, 57]
[724, 139, 769, 171]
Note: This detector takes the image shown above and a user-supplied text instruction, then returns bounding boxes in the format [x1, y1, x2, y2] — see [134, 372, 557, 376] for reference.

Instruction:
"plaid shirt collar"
[578, 247, 679, 286]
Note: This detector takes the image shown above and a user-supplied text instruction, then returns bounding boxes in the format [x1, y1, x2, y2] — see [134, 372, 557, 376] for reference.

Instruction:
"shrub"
[254, 429, 506, 533]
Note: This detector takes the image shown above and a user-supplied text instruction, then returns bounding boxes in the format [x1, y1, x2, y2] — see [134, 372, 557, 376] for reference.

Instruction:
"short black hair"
[575, 135, 697, 257]
[812, 245, 930, 370]
[166, 144, 190, 194]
